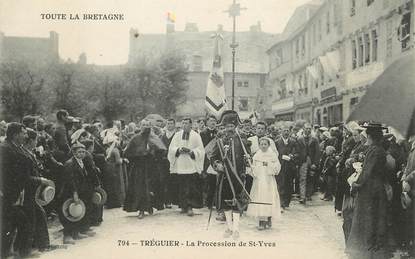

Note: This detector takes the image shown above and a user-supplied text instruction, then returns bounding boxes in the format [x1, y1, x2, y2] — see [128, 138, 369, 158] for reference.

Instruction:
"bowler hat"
[35, 181, 56, 206]
[218, 110, 242, 126]
[91, 186, 107, 206]
[62, 198, 86, 222]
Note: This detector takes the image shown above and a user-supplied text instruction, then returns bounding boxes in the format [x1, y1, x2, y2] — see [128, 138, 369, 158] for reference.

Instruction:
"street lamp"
[225, 0, 246, 111]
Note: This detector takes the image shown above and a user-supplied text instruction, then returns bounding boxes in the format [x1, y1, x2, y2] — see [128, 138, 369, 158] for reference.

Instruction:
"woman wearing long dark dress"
[103, 132, 125, 208]
[346, 123, 389, 259]
[123, 120, 166, 219]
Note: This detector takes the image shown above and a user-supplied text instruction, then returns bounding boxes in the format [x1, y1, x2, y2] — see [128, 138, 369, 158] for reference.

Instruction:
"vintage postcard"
[0, 0, 414, 259]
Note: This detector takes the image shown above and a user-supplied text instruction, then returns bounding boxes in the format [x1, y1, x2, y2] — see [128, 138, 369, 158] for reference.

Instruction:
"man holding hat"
[54, 109, 71, 163]
[296, 123, 320, 204]
[275, 126, 298, 209]
[1, 123, 52, 258]
[208, 110, 249, 240]
[58, 142, 96, 245]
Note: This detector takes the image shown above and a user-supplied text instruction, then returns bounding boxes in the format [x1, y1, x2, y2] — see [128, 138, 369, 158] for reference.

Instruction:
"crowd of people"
[0, 108, 414, 259]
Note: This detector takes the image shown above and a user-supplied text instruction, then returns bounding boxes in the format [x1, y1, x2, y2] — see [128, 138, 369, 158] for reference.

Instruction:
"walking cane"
[206, 172, 221, 230]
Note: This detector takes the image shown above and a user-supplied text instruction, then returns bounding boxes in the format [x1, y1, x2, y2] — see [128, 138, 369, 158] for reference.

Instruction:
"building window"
[367, 0, 375, 6]
[237, 81, 243, 87]
[298, 74, 303, 90]
[295, 39, 300, 61]
[275, 48, 283, 66]
[326, 12, 331, 34]
[364, 33, 371, 64]
[350, 97, 359, 111]
[192, 55, 203, 71]
[243, 81, 249, 87]
[372, 30, 378, 61]
[399, 12, 412, 51]
[318, 19, 322, 40]
[238, 98, 249, 111]
[350, 0, 356, 16]
[350, 97, 359, 105]
[386, 38, 393, 57]
[301, 34, 306, 58]
[304, 72, 308, 93]
[279, 79, 287, 99]
[358, 36, 364, 67]
[352, 39, 357, 69]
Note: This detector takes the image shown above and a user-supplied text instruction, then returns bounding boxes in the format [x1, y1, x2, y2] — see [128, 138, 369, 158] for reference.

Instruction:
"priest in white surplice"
[168, 118, 205, 216]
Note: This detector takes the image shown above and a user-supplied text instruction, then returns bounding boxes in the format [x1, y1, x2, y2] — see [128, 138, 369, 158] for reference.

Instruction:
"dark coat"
[0, 141, 42, 207]
[275, 137, 298, 207]
[53, 122, 70, 161]
[346, 144, 388, 259]
[296, 135, 320, 166]
[123, 132, 165, 212]
[275, 137, 298, 169]
[200, 128, 217, 171]
[210, 133, 248, 211]
[200, 128, 217, 147]
[60, 157, 97, 201]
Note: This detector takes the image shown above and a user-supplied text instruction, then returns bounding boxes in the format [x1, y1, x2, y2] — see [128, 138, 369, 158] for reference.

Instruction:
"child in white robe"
[247, 137, 281, 230]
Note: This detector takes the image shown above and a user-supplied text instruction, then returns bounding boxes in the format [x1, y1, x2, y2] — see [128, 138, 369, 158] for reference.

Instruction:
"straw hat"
[62, 198, 86, 222]
[35, 181, 55, 206]
[91, 187, 107, 206]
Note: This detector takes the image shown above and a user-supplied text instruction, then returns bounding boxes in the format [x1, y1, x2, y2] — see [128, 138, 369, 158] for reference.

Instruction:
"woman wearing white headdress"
[247, 137, 281, 230]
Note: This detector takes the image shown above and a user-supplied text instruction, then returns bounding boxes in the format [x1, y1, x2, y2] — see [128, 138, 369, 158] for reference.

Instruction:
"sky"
[0, 0, 311, 65]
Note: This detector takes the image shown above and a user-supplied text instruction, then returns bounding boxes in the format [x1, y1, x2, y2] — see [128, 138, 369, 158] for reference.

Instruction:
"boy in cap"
[59, 143, 96, 245]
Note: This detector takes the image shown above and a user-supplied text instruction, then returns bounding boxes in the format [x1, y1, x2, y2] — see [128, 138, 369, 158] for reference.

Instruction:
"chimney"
[128, 28, 139, 63]
[78, 53, 87, 65]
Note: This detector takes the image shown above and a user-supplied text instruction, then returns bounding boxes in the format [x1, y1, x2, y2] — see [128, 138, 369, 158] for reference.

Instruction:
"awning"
[307, 64, 319, 80]
[326, 50, 340, 73]
[318, 55, 336, 79]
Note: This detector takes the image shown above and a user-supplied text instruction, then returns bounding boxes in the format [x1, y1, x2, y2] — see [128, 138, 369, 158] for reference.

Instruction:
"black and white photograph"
[0, 0, 414, 258]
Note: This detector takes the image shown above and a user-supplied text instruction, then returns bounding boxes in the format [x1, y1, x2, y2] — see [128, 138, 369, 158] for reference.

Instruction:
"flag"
[167, 12, 176, 23]
[205, 33, 228, 119]
[249, 111, 259, 125]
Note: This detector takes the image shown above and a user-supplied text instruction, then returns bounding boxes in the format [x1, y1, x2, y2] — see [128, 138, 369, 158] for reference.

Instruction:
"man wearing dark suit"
[199, 115, 218, 209]
[53, 109, 70, 163]
[275, 126, 298, 208]
[58, 143, 98, 244]
[1, 123, 51, 258]
[296, 123, 320, 204]
[160, 118, 178, 207]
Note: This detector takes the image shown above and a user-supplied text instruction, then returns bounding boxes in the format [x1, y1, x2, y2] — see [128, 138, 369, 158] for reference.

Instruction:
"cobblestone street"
[40, 195, 347, 259]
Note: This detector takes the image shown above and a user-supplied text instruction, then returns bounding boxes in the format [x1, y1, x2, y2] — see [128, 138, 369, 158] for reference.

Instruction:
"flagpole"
[225, 0, 246, 111]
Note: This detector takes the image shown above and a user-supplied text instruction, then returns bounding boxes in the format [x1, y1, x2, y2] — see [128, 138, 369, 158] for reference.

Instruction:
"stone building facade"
[0, 31, 60, 64]
[267, 0, 414, 126]
[128, 23, 278, 119]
